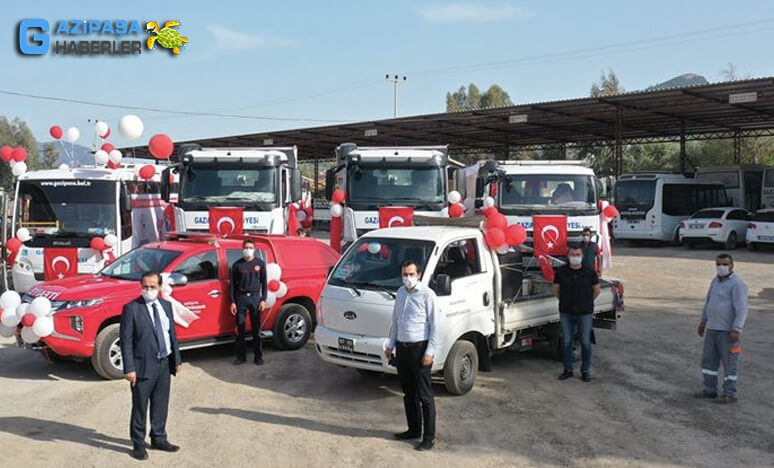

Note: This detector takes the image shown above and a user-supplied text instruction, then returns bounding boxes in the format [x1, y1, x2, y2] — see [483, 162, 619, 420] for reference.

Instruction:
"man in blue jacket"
[120, 271, 183, 460]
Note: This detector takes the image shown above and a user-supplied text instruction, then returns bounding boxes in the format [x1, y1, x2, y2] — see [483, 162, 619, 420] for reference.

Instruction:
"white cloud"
[420, 3, 532, 23]
[206, 24, 295, 51]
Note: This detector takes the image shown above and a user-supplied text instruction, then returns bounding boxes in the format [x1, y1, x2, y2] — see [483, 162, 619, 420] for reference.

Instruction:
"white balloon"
[483, 196, 495, 208]
[266, 263, 282, 281]
[496, 245, 510, 254]
[9, 160, 16, 168]
[0, 290, 21, 311]
[330, 203, 343, 218]
[12, 162, 27, 177]
[118, 114, 144, 141]
[16, 228, 31, 242]
[0, 324, 15, 338]
[367, 242, 381, 254]
[30, 297, 52, 317]
[296, 210, 307, 222]
[108, 149, 123, 164]
[21, 326, 39, 344]
[95, 121, 109, 138]
[32, 315, 54, 337]
[94, 150, 109, 165]
[265, 293, 277, 308]
[58, 163, 69, 171]
[104, 234, 118, 247]
[447, 190, 461, 204]
[65, 127, 80, 143]
[15, 303, 30, 322]
[440, 207, 449, 217]
[275, 281, 288, 298]
[1, 308, 20, 327]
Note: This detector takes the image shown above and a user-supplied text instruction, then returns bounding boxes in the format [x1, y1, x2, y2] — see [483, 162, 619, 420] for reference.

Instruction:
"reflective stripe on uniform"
[729, 346, 742, 354]
[702, 369, 719, 376]
[724, 375, 738, 381]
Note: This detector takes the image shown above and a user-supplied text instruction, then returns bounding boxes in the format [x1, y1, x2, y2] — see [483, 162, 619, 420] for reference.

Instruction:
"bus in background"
[696, 165, 768, 212]
[762, 167, 774, 209]
[613, 173, 728, 243]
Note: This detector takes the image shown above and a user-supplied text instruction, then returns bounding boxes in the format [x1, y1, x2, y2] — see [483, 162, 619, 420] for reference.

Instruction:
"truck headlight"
[70, 315, 83, 334]
[58, 298, 103, 311]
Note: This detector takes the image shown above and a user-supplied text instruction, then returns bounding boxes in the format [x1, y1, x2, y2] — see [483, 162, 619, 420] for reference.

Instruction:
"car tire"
[272, 303, 312, 350]
[549, 324, 563, 361]
[443, 339, 478, 395]
[91, 324, 124, 380]
[724, 232, 737, 250]
[748, 241, 758, 251]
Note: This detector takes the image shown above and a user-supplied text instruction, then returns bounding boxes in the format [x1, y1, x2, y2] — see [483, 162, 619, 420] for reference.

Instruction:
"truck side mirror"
[161, 167, 171, 203]
[289, 168, 302, 202]
[433, 274, 452, 296]
[325, 168, 335, 200]
[167, 272, 188, 287]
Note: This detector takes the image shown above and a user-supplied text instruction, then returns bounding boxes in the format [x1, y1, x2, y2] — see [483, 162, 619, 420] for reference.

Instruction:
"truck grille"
[322, 346, 382, 366]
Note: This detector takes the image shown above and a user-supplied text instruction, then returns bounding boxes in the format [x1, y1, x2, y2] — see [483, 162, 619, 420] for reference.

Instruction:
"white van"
[762, 168, 774, 209]
[696, 165, 768, 212]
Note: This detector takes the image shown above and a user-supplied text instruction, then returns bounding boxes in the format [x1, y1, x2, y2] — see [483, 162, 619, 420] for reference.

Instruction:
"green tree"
[446, 83, 512, 111]
[480, 84, 512, 109]
[41, 142, 59, 169]
[590, 70, 624, 97]
[0, 116, 40, 190]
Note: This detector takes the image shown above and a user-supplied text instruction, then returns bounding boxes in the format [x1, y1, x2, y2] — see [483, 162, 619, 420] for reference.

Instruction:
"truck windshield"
[101, 247, 181, 281]
[329, 238, 435, 291]
[17, 180, 117, 242]
[500, 174, 597, 211]
[348, 166, 445, 204]
[614, 179, 656, 216]
[180, 166, 277, 206]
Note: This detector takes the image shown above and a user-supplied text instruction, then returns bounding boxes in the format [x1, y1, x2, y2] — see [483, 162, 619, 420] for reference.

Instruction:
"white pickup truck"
[314, 216, 624, 394]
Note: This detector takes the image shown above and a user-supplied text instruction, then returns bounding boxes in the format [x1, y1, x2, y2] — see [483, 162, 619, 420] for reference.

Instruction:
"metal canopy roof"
[126, 77, 774, 159]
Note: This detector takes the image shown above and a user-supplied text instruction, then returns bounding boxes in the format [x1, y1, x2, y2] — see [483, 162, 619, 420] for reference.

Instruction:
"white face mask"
[716, 265, 731, 277]
[582, 235, 591, 243]
[568, 255, 583, 266]
[402, 275, 418, 289]
[142, 289, 159, 302]
[242, 248, 255, 260]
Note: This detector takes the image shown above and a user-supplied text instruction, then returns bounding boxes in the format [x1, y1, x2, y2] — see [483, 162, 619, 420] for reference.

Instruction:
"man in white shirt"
[384, 260, 440, 451]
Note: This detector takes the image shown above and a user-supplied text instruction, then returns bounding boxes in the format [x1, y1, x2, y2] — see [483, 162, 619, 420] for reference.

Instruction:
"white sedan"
[680, 207, 752, 249]
[746, 210, 774, 250]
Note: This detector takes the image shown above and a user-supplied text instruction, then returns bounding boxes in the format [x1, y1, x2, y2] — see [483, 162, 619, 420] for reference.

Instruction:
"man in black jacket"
[230, 239, 268, 365]
[120, 271, 183, 461]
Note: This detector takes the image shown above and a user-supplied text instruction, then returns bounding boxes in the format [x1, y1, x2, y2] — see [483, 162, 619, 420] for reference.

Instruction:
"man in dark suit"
[120, 271, 183, 461]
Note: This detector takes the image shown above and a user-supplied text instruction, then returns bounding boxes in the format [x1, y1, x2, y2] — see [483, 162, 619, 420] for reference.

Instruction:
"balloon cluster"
[446, 191, 465, 218]
[91, 234, 118, 265]
[1, 145, 29, 177]
[329, 189, 346, 252]
[358, 241, 391, 259]
[329, 189, 346, 218]
[264, 263, 287, 308]
[50, 125, 81, 145]
[4, 227, 32, 266]
[94, 143, 122, 168]
[292, 200, 314, 230]
[480, 196, 527, 253]
[0, 291, 55, 343]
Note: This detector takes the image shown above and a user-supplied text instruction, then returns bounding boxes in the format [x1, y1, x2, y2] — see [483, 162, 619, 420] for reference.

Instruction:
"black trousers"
[395, 340, 436, 441]
[235, 294, 262, 361]
[130, 357, 171, 449]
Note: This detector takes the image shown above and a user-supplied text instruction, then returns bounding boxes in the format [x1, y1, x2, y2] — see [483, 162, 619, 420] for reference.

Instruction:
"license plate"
[759, 235, 774, 241]
[338, 337, 354, 353]
[690, 223, 705, 229]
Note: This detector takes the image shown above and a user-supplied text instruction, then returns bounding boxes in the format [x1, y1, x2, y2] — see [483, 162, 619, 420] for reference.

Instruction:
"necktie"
[152, 303, 168, 359]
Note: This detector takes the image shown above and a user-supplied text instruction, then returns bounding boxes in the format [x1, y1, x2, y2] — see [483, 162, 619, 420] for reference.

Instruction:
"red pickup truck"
[19, 233, 339, 379]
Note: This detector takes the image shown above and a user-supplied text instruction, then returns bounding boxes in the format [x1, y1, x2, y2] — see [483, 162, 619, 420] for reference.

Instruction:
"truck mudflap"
[593, 280, 624, 330]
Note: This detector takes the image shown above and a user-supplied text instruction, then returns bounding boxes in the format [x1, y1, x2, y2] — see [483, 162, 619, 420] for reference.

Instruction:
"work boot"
[558, 370, 573, 381]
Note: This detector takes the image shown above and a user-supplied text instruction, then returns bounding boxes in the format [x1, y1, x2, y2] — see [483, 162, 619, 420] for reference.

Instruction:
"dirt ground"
[0, 244, 772, 467]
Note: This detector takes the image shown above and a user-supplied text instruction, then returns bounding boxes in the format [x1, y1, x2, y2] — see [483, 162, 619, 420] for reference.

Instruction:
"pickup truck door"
[165, 247, 228, 341]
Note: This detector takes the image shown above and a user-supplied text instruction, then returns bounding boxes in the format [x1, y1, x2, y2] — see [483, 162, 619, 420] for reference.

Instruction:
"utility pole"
[385, 74, 407, 118]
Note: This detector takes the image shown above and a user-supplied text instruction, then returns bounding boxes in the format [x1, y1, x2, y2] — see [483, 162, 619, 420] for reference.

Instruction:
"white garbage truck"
[314, 216, 624, 395]
[161, 144, 303, 234]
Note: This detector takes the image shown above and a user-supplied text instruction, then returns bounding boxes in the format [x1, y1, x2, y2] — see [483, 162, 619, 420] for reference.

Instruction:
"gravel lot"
[0, 244, 772, 467]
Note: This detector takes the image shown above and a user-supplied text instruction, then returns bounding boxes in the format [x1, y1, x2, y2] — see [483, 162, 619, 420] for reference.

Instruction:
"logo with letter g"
[19, 19, 50, 55]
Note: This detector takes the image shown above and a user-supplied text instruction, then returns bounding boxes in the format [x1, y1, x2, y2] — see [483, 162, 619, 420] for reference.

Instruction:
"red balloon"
[449, 203, 464, 218]
[484, 227, 506, 248]
[107, 160, 120, 169]
[379, 244, 391, 259]
[603, 205, 620, 219]
[0, 146, 12, 162]
[101, 143, 115, 153]
[50, 125, 63, 140]
[6, 237, 22, 252]
[331, 189, 346, 204]
[11, 147, 27, 162]
[357, 243, 369, 252]
[90, 237, 106, 251]
[268, 279, 280, 292]
[139, 165, 155, 180]
[505, 224, 527, 246]
[301, 219, 313, 229]
[149, 133, 174, 159]
[487, 213, 508, 231]
[21, 313, 36, 328]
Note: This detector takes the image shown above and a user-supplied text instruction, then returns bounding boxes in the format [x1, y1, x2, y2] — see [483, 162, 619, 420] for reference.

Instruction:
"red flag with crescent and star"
[533, 215, 568, 257]
[209, 207, 244, 236]
[43, 248, 79, 281]
[379, 206, 414, 228]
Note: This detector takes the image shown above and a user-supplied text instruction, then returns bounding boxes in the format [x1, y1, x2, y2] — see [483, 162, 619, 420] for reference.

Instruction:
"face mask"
[582, 235, 591, 243]
[242, 248, 255, 260]
[568, 256, 583, 266]
[402, 275, 418, 289]
[716, 265, 731, 277]
[142, 289, 159, 302]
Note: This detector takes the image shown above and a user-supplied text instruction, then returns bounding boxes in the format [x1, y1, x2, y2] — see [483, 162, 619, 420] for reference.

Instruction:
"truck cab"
[162, 145, 302, 234]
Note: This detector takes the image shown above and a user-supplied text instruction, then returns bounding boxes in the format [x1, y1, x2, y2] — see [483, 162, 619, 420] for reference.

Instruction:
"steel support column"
[680, 123, 686, 173]
[734, 131, 741, 164]
[314, 156, 320, 194]
[614, 108, 623, 176]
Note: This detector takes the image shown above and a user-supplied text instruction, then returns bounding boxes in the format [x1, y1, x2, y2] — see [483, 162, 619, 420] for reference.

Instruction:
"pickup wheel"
[724, 232, 737, 250]
[272, 303, 312, 350]
[549, 325, 563, 361]
[443, 340, 478, 395]
[91, 324, 124, 380]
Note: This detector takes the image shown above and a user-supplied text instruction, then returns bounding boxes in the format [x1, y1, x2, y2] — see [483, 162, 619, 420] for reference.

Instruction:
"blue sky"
[2, 0, 774, 151]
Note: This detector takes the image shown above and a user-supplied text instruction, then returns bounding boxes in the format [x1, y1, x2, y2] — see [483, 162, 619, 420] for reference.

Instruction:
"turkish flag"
[209, 207, 244, 236]
[379, 206, 414, 228]
[44, 248, 79, 281]
[533, 215, 568, 257]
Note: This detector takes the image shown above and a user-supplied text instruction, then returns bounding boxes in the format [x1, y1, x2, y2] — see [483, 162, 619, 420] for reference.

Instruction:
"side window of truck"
[173, 250, 219, 282]
[434, 238, 481, 281]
